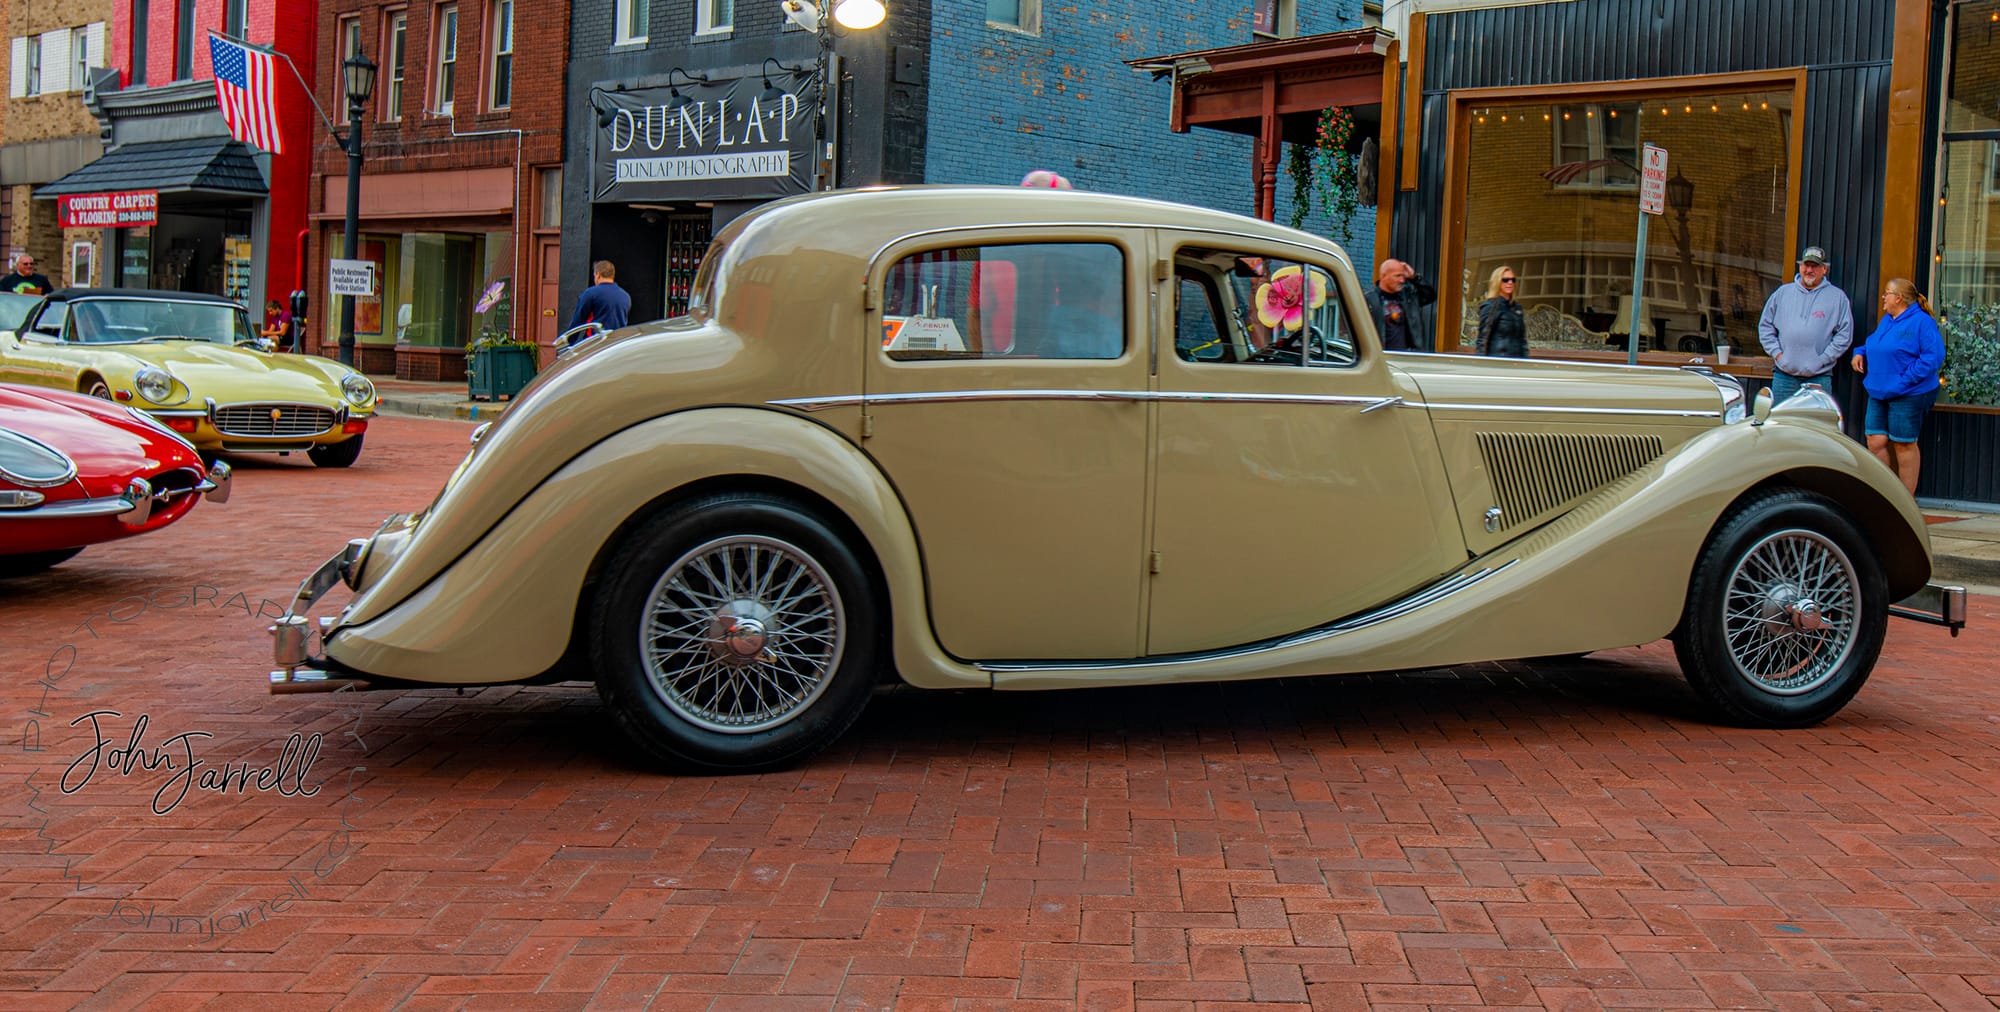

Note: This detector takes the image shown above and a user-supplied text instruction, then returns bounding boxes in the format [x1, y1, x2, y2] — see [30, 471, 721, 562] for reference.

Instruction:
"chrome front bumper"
[269, 537, 372, 693]
[1890, 583, 1969, 636]
[0, 461, 229, 524]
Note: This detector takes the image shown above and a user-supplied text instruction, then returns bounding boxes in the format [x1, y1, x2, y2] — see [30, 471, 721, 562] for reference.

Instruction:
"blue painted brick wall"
[926, 2, 1377, 270]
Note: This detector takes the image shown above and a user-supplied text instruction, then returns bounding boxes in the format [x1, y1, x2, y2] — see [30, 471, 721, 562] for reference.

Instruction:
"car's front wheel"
[308, 435, 363, 468]
[1673, 489, 1887, 727]
[0, 547, 84, 578]
[591, 493, 882, 773]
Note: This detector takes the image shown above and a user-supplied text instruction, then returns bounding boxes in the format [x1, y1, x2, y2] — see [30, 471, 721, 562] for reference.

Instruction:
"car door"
[1145, 238, 1464, 656]
[0, 300, 74, 388]
[863, 231, 1150, 660]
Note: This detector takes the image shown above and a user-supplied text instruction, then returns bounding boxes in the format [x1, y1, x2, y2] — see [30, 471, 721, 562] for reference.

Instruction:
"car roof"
[46, 288, 245, 307]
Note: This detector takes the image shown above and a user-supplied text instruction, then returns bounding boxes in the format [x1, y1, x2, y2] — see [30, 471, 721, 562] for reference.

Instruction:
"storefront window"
[1459, 88, 1793, 357]
[1934, 0, 2000, 405]
[351, 229, 513, 348]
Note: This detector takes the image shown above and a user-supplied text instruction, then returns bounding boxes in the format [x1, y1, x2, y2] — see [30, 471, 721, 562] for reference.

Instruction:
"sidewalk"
[367, 379, 2000, 593]
[370, 377, 516, 421]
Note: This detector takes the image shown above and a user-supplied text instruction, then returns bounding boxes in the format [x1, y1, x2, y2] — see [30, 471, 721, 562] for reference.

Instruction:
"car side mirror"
[1751, 388, 1773, 426]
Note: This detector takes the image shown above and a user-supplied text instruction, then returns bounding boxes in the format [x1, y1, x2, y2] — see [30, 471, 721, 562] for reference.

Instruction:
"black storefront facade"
[562, 0, 930, 327]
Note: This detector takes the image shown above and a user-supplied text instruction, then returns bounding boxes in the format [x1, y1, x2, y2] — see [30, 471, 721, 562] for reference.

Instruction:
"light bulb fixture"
[664, 67, 710, 112]
[833, 0, 885, 28]
[760, 57, 790, 105]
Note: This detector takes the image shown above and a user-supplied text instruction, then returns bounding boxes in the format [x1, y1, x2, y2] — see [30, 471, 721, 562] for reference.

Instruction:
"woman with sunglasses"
[1475, 266, 1527, 358]
[1850, 278, 1945, 496]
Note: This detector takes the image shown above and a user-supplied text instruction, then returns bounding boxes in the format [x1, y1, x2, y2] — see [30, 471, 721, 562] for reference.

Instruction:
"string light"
[1742, 101, 1751, 110]
[1607, 109, 1617, 118]
[1710, 101, 1718, 112]
[1684, 104, 1692, 113]
[1542, 113, 1551, 121]
[1760, 100, 1768, 110]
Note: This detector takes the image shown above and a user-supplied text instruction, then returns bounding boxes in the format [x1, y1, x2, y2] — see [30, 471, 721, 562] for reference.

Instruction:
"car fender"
[326, 406, 990, 690]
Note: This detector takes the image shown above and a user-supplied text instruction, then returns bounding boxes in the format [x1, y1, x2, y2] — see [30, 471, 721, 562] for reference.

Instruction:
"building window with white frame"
[433, 3, 458, 114]
[338, 15, 361, 121]
[27, 35, 43, 95]
[73, 31, 89, 92]
[986, 0, 1039, 34]
[696, 0, 733, 35]
[383, 11, 407, 120]
[616, 0, 649, 45]
[489, 0, 512, 108]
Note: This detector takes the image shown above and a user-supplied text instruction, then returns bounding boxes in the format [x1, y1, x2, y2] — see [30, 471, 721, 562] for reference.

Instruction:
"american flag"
[209, 33, 283, 154]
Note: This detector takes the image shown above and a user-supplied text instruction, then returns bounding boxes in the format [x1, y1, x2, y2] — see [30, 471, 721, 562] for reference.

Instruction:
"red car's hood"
[0, 384, 201, 496]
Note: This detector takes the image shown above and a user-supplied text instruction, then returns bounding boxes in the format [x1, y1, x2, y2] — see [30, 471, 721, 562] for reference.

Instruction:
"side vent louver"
[1475, 431, 1663, 531]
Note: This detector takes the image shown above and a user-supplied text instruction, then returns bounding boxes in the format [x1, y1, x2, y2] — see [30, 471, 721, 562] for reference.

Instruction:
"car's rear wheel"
[0, 547, 84, 578]
[308, 435, 363, 468]
[1673, 490, 1887, 727]
[590, 493, 881, 773]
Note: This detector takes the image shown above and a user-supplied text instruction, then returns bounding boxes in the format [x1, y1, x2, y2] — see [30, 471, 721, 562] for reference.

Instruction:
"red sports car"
[0, 383, 230, 576]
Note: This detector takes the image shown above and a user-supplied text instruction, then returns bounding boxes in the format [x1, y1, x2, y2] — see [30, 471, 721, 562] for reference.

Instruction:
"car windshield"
[0, 293, 37, 332]
[69, 298, 253, 345]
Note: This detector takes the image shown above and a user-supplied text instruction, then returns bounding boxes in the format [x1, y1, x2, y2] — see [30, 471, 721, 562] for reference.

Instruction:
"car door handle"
[1358, 396, 1404, 413]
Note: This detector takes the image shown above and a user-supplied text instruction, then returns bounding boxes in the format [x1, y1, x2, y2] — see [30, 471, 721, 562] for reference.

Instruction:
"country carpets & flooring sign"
[591, 69, 822, 203]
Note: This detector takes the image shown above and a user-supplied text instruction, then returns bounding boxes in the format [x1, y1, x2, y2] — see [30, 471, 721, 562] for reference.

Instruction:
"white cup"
[1716, 344, 1731, 365]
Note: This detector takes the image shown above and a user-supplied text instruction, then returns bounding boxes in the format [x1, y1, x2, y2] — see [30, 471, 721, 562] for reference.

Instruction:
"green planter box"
[467, 344, 537, 401]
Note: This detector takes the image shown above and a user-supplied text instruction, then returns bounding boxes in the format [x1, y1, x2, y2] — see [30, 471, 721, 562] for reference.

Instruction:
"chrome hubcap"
[640, 535, 845, 734]
[1723, 529, 1859, 696]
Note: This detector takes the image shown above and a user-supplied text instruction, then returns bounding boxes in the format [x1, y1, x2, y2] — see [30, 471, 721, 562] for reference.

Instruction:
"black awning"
[34, 136, 267, 198]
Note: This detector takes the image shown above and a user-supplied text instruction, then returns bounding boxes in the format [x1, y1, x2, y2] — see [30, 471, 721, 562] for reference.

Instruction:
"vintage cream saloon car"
[272, 187, 1965, 773]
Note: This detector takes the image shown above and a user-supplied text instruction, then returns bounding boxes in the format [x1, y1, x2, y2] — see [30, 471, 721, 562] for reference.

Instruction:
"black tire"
[83, 379, 111, 399]
[0, 547, 84, 578]
[308, 435, 363, 468]
[590, 492, 882, 773]
[1673, 489, 1887, 728]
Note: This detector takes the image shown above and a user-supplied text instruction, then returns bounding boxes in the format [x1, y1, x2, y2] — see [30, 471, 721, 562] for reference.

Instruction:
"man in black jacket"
[1363, 259, 1436, 352]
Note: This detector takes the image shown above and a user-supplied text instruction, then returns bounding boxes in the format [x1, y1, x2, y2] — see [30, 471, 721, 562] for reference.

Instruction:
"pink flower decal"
[1255, 265, 1327, 333]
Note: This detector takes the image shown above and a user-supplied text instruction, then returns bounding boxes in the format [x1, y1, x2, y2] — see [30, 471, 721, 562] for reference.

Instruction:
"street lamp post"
[338, 52, 377, 366]
[778, 0, 885, 190]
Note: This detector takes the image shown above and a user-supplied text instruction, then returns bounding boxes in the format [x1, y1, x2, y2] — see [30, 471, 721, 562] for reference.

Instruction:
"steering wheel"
[1249, 325, 1353, 366]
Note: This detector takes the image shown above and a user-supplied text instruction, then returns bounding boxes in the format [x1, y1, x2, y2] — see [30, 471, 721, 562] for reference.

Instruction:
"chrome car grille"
[212, 403, 337, 438]
[1476, 431, 1664, 532]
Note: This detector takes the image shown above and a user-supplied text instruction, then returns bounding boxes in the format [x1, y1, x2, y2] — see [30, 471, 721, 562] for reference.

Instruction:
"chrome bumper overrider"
[1890, 583, 1968, 636]
[269, 538, 372, 693]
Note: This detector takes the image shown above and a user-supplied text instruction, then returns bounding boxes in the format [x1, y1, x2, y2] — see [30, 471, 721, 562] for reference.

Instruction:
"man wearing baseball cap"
[1757, 245, 1853, 404]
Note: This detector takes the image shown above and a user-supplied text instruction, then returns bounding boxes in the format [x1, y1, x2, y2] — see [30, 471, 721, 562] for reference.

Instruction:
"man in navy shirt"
[568, 260, 631, 331]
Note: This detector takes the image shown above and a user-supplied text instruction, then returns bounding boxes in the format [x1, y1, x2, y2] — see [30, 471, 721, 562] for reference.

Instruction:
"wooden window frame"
[432, 2, 458, 115]
[488, 0, 513, 110]
[1436, 69, 1807, 359]
[381, 8, 408, 121]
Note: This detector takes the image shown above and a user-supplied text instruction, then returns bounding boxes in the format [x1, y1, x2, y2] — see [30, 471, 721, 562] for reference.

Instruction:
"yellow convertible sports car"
[0, 288, 376, 467]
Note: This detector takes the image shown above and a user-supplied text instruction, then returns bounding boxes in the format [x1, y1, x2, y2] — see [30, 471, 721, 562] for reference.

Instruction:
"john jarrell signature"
[60, 710, 324, 815]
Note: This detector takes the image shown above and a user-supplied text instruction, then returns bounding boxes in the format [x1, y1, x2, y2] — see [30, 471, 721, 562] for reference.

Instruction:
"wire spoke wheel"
[1719, 528, 1859, 696]
[640, 534, 846, 734]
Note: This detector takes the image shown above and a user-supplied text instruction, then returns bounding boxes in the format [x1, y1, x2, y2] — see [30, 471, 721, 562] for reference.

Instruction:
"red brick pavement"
[3, 416, 1998, 1009]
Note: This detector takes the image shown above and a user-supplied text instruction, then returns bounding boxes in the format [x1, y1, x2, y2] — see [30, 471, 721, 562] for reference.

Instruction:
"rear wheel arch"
[79, 373, 110, 398]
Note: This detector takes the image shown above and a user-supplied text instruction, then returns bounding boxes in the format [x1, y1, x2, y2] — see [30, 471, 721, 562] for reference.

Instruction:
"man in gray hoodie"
[1758, 246, 1854, 404]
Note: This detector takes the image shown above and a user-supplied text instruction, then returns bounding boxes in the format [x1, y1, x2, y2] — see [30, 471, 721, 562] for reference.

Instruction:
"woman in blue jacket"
[1850, 278, 1946, 496]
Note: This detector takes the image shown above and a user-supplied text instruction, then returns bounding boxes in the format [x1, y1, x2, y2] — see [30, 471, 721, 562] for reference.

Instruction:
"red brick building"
[38, 0, 315, 314]
[308, 0, 566, 379]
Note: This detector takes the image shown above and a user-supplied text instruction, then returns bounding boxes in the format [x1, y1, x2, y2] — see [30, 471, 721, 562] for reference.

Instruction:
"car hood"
[118, 342, 352, 402]
[0, 384, 197, 494]
[1386, 353, 1729, 418]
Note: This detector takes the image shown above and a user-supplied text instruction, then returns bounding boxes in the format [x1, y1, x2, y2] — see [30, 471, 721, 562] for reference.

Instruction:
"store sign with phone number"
[57, 190, 159, 228]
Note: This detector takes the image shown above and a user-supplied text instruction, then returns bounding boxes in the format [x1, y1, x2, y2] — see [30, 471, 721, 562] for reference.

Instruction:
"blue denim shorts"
[1864, 389, 1938, 443]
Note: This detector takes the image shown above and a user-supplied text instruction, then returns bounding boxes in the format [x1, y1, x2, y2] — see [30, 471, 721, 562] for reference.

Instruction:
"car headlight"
[341, 373, 375, 407]
[134, 366, 177, 404]
[0, 428, 78, 486]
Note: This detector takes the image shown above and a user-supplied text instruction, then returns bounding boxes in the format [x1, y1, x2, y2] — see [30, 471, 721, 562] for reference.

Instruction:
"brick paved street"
[3, 416, 1998, 1010]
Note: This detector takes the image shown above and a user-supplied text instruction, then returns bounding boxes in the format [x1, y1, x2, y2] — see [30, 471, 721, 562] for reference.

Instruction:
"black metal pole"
[338, 102, 363, 366]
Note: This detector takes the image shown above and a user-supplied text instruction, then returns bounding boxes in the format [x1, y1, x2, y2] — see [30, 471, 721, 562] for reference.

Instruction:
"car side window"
[30, 302, 67, 340]
[1173, 247, 1357, 369]
[882, 242, 1124, 361]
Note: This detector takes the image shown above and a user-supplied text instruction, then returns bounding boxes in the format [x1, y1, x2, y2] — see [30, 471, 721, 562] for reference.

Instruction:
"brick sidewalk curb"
[375, 395, 511, 422]
[1934, 553, 2000, 587]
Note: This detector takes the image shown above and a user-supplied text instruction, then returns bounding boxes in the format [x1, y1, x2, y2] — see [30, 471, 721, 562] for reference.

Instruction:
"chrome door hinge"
[1149, 550, 1163, 574]
[861, 414, 874, 439]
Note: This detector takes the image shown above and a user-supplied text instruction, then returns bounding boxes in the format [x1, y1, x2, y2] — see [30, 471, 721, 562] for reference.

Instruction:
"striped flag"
[208, 33, 283, 154]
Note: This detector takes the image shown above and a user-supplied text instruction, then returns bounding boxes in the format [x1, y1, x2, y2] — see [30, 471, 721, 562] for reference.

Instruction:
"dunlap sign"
[591, 69, 823, 204]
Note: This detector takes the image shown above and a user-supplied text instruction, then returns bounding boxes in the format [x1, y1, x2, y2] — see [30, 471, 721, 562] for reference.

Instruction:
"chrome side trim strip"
[1409, 401, 1721, 418]
[771, 390, 1721, 419]
[774, 391, 1407, 411]
[978, 560, 1516, 673]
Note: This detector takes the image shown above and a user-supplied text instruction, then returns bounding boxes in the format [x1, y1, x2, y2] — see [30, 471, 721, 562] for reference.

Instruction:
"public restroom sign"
[591, 68, 823, 203]
[58, 190, 158, 228]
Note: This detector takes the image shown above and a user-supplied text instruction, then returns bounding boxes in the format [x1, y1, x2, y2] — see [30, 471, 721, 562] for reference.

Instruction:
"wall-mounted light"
[780, 0, 886, 32]
[760, 58, 793, 105]
[664, 67, 711, 112]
